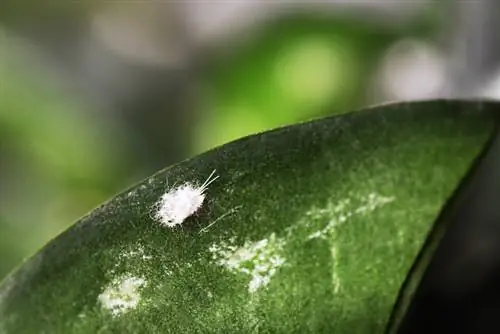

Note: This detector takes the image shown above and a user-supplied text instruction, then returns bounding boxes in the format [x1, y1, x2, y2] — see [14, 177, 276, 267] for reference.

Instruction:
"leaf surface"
[0, 100, 498, 333]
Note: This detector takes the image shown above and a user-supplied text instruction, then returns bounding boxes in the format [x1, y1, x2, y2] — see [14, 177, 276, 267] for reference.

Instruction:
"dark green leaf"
[387, 127, 500, 334]
[0, 100, 498, 333]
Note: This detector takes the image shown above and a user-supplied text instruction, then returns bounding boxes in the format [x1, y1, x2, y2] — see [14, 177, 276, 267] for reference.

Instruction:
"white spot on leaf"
[306, 193, 395, 240]
[209, 234, 286, 293]
[330, 245, 341, 293]
[154, 170, 219, 227]
[110, 245, 153, 275]
[286, 192, 395, 295]
[98, 276, 147, 316]
[120, 245, 153, 261]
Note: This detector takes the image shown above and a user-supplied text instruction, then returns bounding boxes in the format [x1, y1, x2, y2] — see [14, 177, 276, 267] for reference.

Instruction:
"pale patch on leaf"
[109, 244, 153, 275]
[297, 192, 395, 293]
[306, 192, 395, 240]
[98, 275, 147, 316]
[119, 245, 153, 261]
[209, 234, 286, 293]
[330, 245, 341, 293]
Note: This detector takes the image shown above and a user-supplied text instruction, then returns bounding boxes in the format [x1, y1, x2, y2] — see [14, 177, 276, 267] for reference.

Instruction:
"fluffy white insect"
[154, 170, 219, 227]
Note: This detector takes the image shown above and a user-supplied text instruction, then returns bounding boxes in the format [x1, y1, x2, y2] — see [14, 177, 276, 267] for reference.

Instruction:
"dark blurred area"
[1, 0, 499, 279]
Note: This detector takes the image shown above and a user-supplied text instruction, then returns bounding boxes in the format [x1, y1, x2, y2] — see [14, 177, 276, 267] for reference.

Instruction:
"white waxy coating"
[155, 170, 219, 227]
[98, 276, 147, 316]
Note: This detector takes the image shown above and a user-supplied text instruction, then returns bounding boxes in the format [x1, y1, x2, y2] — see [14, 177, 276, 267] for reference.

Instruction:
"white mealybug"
[154, 170, 219, 227]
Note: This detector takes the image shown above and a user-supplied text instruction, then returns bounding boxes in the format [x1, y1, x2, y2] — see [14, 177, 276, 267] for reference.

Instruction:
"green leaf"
[0, 100, 498, 333]
[387, 127, 500, 333]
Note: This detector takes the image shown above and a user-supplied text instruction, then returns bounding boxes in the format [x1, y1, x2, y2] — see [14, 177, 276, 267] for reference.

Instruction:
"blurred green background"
[1, 0, 499, 279]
